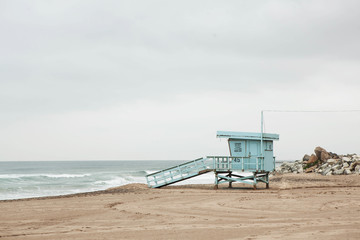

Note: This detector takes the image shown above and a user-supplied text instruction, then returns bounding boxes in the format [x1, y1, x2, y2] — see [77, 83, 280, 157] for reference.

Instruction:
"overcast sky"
[1, 0, 360, 161]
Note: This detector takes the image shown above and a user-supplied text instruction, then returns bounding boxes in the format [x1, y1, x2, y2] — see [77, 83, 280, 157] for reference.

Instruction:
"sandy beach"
[1, 173, 359, 240]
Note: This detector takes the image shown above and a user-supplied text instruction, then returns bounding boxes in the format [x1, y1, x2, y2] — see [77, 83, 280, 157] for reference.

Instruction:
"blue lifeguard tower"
[146, 131, 279, 189]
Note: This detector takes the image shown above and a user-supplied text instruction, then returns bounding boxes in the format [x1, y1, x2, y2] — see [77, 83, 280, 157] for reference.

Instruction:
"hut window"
[234, 143, 242, 152]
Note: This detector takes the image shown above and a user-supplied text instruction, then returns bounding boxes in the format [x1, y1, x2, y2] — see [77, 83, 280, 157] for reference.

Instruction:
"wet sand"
[1, 173, 359, 239]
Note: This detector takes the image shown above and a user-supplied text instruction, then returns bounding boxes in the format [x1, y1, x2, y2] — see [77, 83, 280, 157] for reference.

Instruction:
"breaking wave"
[0, 173, 91, 179]
[0, 160, 189, 200]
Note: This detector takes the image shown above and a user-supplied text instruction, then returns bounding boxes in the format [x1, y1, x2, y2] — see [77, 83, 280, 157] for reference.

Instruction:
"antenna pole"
[261, 110, 264, 157]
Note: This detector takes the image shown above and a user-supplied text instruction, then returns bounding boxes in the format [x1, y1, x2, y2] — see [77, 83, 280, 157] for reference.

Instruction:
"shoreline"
[1, 172, 360, 202]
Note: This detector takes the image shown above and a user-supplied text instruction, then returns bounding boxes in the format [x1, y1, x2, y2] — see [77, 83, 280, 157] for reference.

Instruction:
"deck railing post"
[162, 171, 167, 184]
[194, 159, 199, 172]
[170, 170, 173, 180]
[177, 166, 182, 179]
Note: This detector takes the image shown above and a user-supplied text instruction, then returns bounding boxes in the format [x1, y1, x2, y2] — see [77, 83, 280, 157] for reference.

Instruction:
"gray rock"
[331, 164, 341, 171]
[343, 162, 349, 168]
[290, 165, 298, 172]
[326, 170, 333, 176]
[333, 169, 344, 175]
[303, 154, 311, 162]
[320, 163, 328, 169]
[349, 161, 359, 171]
[322, 167, 332, 176]
[327, 159, 337, 164]
[342, 157, 352, 162]
[355, 165, 360, 173]
[344, 169, 352, 175]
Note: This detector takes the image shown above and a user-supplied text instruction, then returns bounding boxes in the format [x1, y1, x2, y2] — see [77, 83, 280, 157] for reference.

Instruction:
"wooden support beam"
[229, 172, 232, 188]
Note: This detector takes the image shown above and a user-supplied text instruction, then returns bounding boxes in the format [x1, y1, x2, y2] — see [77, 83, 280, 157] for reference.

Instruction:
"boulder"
[320, 163, 328, 169]
[307, 154, 318, 164]
[314, 147, 331, 162]
[349, 161, 360, 171]
[327, 159, 338, 164]
[322, 167, 332, 176]
[321, 152, 331, 162]
[333, 169, 344, 175]
[342, 157, 352, 162]
[344, 169, 352, 175]
[290, 165, 298, 172]
[302, 154, 310, 162]
[331, 164, 341, 171]
[343, 162, 349, 168]
[305, 165, 317, 173]
[329, 152, 339, 159]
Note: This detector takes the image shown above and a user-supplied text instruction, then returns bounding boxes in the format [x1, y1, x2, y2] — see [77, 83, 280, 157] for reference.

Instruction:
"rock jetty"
[276, 147, 360, 175]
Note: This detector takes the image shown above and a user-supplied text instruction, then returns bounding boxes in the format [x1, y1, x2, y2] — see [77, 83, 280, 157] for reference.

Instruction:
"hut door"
[248, 141, 259, 157]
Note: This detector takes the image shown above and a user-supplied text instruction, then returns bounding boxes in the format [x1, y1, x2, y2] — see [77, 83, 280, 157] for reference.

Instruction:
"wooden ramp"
[145, 157, 213, 188]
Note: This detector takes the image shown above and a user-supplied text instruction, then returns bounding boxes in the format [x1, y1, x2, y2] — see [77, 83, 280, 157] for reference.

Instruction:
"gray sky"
[1, 0, 360, 161]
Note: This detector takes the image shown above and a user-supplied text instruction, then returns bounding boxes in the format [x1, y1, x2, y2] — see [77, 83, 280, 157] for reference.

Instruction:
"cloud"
[1, 0, 360, 160]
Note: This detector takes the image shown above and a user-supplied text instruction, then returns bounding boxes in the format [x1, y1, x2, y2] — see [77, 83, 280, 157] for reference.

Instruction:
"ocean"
[0, 160, 285, 200]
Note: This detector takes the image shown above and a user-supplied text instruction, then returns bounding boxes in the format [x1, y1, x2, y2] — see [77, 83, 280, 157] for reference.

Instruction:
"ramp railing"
[146, 157, 213, 188]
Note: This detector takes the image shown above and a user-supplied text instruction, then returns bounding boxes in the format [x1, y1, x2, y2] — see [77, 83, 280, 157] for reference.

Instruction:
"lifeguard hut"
[213, 131, 279, 189]
[146, 131, 279, 189]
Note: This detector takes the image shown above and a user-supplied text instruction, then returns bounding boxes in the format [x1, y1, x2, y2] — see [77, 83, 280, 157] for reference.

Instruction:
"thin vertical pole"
[261, 110, 264, 157]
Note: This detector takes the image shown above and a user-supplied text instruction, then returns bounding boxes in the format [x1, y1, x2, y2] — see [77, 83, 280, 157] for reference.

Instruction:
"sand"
[0, 173, 359, 240]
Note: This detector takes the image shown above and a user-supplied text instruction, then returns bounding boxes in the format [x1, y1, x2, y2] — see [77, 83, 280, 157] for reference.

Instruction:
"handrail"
[146, 157, 207, 177]
[146, 157, 213, 187]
